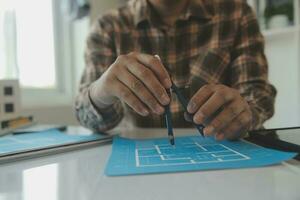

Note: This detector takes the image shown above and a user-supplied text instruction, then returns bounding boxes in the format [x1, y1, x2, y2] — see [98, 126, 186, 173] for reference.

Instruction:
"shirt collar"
[131, 0, 215, 28]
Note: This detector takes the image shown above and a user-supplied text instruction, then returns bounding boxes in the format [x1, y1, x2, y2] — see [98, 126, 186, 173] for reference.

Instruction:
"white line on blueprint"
[138, 158, 248, 167]
[220, 144, 250, 160]
[138, 150, 230, 157]
[155, 145, 161, 154]
[135, 149, 140, 167]
[194, 142, 208, 151]
[135, 141, 250, 168]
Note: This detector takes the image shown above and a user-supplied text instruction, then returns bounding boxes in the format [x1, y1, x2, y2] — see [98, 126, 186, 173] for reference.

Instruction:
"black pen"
[164, 89, 175, 146]
[154, 55, 175, 145]
[171, 83, 205, 136]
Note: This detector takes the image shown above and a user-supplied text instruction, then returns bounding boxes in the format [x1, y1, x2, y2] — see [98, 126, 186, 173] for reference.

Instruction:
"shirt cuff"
[75, 88, 124, 132]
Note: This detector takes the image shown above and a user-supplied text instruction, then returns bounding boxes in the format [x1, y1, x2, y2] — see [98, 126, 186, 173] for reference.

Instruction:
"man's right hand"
[89, 52, 172, 116]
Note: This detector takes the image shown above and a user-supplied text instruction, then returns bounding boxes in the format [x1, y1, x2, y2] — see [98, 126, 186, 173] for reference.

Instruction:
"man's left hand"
[187, 84, 252, 140]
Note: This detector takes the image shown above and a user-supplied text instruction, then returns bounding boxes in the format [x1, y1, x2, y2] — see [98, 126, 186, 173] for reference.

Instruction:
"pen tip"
[168, 135, 175, 146]
[195, 124, 205, 137]
[171, 139, 175, 146]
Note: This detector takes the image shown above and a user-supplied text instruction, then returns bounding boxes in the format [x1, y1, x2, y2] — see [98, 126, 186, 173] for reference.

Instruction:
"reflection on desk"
[0, 128, 300, 200]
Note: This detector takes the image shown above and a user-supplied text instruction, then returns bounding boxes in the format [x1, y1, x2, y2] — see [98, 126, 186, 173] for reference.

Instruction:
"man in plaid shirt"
[75, 0, 276, 140]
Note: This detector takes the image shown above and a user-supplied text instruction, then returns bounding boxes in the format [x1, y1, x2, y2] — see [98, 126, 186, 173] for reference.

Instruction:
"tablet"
[247, 127, 300, 160]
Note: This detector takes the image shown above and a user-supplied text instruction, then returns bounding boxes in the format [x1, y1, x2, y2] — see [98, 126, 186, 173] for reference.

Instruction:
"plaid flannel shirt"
[75, 0, 276, 132]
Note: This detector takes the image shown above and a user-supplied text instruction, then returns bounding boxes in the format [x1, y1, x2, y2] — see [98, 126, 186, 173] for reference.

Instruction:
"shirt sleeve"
[74, 17, 124, 132]
[230, 3, 277, 130]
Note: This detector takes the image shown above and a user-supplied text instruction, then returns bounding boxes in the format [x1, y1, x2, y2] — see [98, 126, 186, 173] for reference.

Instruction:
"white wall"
[264, 33, 300, 128]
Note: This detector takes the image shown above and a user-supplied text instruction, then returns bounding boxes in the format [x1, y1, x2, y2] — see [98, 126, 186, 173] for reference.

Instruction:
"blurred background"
[0, 0, 299, 129]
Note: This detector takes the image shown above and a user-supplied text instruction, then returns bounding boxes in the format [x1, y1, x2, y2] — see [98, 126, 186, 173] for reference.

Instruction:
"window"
[4, 86, 13, 96]
[1, 0, 56, 88]
[15, 0, 56, 88]
[0, 0, 79, 107]
[4, 103, 14, 113]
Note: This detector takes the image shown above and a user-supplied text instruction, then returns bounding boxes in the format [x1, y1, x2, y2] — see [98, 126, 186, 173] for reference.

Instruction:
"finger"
[193, 87, 235, 125]
[112, 79, 149, 116]
[215, 133, 225, 140]
[203, 100, 246, 136]
[219, 110, 252, 140]
[116, 69, 164, 115]
[187, 84, 214, 114]
[125, 61, 170, 105]
[129, 52, 172, 88]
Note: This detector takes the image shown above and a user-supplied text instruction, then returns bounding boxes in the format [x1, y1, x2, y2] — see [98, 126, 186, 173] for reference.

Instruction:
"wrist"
[89, 81, 114, 109]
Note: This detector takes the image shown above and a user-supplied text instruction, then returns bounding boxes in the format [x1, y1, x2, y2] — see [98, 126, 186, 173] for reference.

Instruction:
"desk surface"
[0, 128, 300, 200]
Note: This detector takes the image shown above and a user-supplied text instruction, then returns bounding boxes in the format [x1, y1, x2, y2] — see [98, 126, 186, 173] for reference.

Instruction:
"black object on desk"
[247, 127, 300, 160]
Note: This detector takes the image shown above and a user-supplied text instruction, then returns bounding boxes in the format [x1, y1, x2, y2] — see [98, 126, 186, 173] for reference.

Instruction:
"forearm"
[74, 15, 127, 132]
[239, 81, 276, 130]
[75, 86, 124, 132]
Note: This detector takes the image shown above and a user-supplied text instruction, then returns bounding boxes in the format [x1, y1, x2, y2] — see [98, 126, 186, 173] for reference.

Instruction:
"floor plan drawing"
[135, 139, 250, 167]
[105, 135, 296, 176]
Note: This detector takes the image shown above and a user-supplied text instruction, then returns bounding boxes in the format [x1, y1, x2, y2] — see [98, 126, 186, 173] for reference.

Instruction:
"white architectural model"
[0, 79, 34, 135]
[0, 79, 21, 121]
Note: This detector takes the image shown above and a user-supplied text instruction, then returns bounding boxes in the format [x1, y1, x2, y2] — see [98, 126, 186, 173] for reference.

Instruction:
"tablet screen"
[275, 128, 300, 146]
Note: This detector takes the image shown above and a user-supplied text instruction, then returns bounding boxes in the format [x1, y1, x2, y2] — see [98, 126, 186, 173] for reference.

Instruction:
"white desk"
[0, 128, 300, 200]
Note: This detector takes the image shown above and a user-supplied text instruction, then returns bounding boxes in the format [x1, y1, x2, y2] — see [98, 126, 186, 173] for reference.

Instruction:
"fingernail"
[155, 106, 164, 114]
[187, 102, 196, 113]
[204, 126, 215, 136]
[193, 111, 205, 124]
[161, 94, 170, 105]
[141, 109, 149, 116]
[184, 112, 193, 122]
[164, 78, 172, 88]
[154, 55, 161, 60]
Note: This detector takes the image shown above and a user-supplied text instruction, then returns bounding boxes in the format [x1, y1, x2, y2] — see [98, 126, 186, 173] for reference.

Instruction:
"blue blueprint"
[105, 135, 297, 176]
[0, 130, 108, 156]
